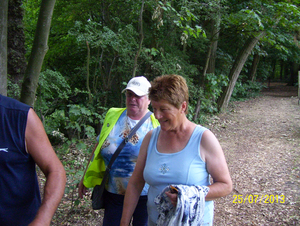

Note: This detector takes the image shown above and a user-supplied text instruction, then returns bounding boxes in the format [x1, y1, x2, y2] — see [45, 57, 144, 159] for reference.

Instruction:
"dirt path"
[211, 84, 300, 225]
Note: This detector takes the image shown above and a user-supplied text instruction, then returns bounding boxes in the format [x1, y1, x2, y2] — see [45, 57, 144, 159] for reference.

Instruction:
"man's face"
[126, 90, 150, 120]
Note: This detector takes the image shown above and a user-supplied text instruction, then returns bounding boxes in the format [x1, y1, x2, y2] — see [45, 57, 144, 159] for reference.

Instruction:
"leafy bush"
[35, 69, 71, 117]
[187, 73, 229, 124]
[231, 77, 265, 101]
[65, 104, 104, 139]
[7, 76, 21, 99]
[44, 104, 106, 142]
[204, 73, 229, 103]
[35, 69, 108, 141]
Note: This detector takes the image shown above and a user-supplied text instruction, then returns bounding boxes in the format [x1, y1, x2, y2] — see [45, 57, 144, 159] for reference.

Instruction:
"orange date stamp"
[233, 194, 285, 204]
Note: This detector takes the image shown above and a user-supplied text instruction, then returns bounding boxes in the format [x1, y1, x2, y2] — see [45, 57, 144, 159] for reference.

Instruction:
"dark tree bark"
[279, 60, 284, 80]
[271, 60, 276, 79]
[20, 0, 56, 107]
[249, 53, 260, 82]
[288, 61, 299, 86]
[8, 0, 27, 88]
[206, 17, 220, 75]
[0, 0, 8, 96]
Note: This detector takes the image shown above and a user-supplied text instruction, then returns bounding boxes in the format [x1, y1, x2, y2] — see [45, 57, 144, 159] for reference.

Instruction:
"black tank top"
[0, 95, 41, 225]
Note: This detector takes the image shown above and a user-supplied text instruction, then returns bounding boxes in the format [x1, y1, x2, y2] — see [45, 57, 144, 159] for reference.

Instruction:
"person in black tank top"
[0, 95, 66, 225]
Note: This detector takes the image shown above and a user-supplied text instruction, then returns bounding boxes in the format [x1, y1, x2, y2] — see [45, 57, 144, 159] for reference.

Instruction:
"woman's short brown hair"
[149, 74, 189, 113]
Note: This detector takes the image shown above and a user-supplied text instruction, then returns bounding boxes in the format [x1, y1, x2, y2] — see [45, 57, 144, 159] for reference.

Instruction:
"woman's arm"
[201, 130, 232, 201]
[120, 131, 152, 226]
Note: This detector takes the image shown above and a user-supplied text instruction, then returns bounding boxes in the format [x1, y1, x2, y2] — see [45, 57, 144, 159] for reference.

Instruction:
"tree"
[217, 1, 300, 112]
[20, 0, 56, 107]
[217, 31, 266, 112]
[249, 53, 260, 82]
[0, 0, 8, 96]
[19, 0, 300, 129]
[193, 0, 222, 120]
[132, 0, 145, 78]
[8, 0, 27, 88]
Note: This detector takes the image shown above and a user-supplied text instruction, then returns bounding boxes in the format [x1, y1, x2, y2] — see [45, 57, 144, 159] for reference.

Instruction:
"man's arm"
[78, 143, 98, 198]
[25, 108, 66, 226]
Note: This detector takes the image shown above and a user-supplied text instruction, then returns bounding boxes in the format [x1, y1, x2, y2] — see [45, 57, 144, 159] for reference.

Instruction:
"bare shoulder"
[200, 129, 223, 161]
[144, 130, 153, 142]
[25, 108, 64, 174]
[26, 108, 49, 145]
[139, 130, 153, 153]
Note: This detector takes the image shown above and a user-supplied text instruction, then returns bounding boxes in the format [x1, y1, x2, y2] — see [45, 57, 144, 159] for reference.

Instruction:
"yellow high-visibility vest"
[83, 108, 159, 188]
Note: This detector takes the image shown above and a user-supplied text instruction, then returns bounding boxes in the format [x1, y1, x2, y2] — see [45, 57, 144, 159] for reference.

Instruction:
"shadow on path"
[262, 82, 298, 98]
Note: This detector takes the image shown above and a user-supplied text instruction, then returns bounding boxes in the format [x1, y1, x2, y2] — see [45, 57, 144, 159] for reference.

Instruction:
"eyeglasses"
[126, 91, 144, 99]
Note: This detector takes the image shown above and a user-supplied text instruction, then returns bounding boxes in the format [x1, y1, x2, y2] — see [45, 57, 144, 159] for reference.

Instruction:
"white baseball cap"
[122, 76, 151, 96]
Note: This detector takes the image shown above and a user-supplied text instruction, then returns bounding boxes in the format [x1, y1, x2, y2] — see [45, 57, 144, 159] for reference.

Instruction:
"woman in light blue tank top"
[121, 75, 232, 226]
[144, 125, 214, 225]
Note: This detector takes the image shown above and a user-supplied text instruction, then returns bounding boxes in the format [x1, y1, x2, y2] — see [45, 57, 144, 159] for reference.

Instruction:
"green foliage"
[187, 83, 205, 122]
[70, 20, 138, 53]
[256, 61, 272, 81]
[7, 76, 21, 99]
[65, 104, 103, 139]
[22, 0, 41, 57]
[20, 0, 300, 138]
[202, 73, 229, 115]
[37, 69, 72, 103]
[188, 72, 229, 124]
[153, 0, 207, 47]
[187, 72, 229, 124]
[205, 73, 229, 101]
[148, 51, 199, 77]
[44, 110, 67, 145]
[35, 69, 107, 141]
[231, 76, 265, 101]
[35, 69, 71, 140]
[225, 8, 264, 33]
[44, 104, 106, 141]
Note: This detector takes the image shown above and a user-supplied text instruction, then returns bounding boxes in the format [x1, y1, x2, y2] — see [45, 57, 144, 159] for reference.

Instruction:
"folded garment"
[154, 184, 209, 226]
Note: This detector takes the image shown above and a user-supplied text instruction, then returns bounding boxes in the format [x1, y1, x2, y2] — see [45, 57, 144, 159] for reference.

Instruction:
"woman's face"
[151, 99, 185, 131]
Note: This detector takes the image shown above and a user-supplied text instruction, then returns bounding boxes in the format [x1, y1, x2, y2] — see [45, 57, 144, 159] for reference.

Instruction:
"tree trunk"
[132, 0, 145, 78]
[0, 0, 8, 96]
[250, 53, 260, 82]
[86, 41, 92, 102]
[207, 16, 220, 74]
[193, 8, 220, 121]
[280, 60, 284, 80]
[271, 60, 276, 79]
[288, 61, 299, 86]
[20, 0, 56, 107]
[217, 31, 266, 112]
[8, 0, 26, 88]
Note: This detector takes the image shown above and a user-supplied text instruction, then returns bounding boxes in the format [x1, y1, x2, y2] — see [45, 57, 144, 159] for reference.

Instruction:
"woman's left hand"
[165, 191, 178, 207]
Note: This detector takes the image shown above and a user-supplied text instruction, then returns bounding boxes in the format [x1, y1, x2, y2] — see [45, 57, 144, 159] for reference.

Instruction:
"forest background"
[0, 0, 300, 223]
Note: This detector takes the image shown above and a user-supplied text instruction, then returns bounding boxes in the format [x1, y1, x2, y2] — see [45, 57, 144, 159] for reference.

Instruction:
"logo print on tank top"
[0, 148, 8, 152]
[159, 163, 169, 174]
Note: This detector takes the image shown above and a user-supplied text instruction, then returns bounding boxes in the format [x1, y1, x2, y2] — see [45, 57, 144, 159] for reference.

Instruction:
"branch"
[132, 0, 145, 77]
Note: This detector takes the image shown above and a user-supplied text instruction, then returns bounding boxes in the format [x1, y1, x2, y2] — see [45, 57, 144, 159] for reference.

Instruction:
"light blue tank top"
[144, 125, 214, 225]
